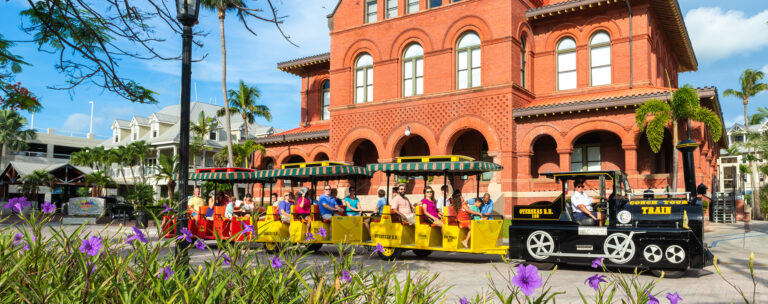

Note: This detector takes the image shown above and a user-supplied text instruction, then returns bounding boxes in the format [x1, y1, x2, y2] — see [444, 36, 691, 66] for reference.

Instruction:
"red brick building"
[253, 0, 726, 216]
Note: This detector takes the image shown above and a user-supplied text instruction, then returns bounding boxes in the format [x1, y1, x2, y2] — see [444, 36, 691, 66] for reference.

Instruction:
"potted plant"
[127, 183, 155, 228]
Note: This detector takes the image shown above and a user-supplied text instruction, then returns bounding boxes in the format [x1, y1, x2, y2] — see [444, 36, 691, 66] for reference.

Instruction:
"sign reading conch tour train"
[68, 197, 105, 217]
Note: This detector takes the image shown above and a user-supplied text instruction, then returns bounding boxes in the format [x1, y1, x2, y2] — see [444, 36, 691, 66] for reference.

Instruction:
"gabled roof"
[130, 116, 150, 126]
[112, 119, 130, 129]
[526, 0, 697, 72]
[151, 113, 178, 124]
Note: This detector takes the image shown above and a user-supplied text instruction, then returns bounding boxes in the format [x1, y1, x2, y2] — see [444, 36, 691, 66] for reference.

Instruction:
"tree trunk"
[670, 120, 679, 193]
[744, 99, 763, 219]
[218, 9, 238, 199]
[168, 180, 175, 200]
[120, 163, 129, 190]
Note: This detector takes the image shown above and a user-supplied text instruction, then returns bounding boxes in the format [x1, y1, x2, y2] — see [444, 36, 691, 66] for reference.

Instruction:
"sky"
[1, 0, 767, 140]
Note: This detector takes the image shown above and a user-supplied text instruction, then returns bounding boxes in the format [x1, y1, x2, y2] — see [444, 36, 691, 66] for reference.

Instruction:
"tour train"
[167, 144, 710, 277]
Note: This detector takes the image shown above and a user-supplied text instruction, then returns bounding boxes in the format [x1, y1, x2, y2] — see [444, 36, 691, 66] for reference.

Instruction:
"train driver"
[571, 181, 603, 226]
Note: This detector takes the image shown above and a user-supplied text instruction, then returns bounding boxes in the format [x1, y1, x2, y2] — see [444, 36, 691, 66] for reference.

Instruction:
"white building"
[101, 101, 279, 198]
[718, 121, 768, 194]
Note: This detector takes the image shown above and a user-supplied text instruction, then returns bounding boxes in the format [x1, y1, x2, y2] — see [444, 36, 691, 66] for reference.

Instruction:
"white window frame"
[355, 54, 374, 103]
[589, 31, 611, 86]
[321, 80, 330, 120]
[366, 0, 377, 23]
[456, 32, 481, 89]
[113, 128, 120, 143]
[557, 37, 577, 91]
[407, 0, 419, 13]
[151, 122, 159, 138]
[571, 144, 601, 172]
[386, 0, 397, 18]
[403, 44, 424, 97]
[131, 125, 139, 141]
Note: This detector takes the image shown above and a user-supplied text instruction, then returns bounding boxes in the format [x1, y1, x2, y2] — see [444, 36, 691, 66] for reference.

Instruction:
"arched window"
[355, 54, 373, 103]
[457, 32, 481, 89]
[589, 31, 611, 86]
[520, 36, 527, 89]
[557, 37, 577, 90]
[403, 44, 424, 97]
[321, 81, 330, 120]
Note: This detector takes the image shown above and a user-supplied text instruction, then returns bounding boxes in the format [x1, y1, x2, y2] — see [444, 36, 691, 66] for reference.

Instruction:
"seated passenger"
[390, 184, 415, 225]
[571, 181, 603, 226]
[343, 187, 362, 216]
[270, 193, 279, 207]
[452, 194, 473, 248]
[421, 186, 442, 227]
[364, 189, 387, 231]
[468, 197, 486, 220]
[187, 187, 206, 217]
[278, 192, 293, 223]
[224, 199, 235, 219]
[241, 194, 255, 214]
[480, 193, 494, 218]
[319, 186, 343, 221]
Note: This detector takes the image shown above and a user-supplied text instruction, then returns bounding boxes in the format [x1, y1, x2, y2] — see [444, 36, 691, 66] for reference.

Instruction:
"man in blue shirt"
[318, 186, 342, 221]
[468, 193, 494, 219]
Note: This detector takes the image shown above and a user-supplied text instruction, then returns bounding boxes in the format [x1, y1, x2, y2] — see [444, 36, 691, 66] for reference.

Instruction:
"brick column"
[557, 148, 571, 172]
[516, 152, 532, 178]
[622, 145, 638, 175]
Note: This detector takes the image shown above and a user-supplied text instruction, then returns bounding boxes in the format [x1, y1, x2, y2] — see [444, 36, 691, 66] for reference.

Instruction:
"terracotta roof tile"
[253, 124, 330, 145]
[525, 87, 670, 109]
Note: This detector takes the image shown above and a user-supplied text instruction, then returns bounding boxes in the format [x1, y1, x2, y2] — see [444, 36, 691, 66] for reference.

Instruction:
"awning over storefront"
[0, 162, 91, 185]
[255, 165, 372, 181]
[367, 161, 503, 176]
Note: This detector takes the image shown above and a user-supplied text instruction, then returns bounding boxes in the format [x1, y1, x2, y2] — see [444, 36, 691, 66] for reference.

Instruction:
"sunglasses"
[324, 188, 331, 191]
[426, 191, 433, 193]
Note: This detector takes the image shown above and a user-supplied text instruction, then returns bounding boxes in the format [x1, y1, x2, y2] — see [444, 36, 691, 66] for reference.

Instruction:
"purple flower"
[340, 270, 352, 283]
[591, 257, 604, 269]
[162, 204, 174, 213]
[41, 201, 56, 214]
[222, 253, 231, 265]
[13, 232, 23, 244]
[270, 256, 282, 269]
[4, 199, 22, 213]
[373, 243, 384, 254]
[126, 227, 149, 244]
[511, 264, 543, 297]
[177, 227, 194, 243]
[242, 223, 254, 234]
[17, 197, 30, 208]
[584, 274, 607, 291]
[317, 227, 327, 238]
[79, 236, 102, 256]
[666, 292, 682, 304]
[647, 291, 659, 304]
[157, 266, 174, 280]
[195, 239, 206, 251]
[459, 297, 469, 304]
[305, 232, 315, 241]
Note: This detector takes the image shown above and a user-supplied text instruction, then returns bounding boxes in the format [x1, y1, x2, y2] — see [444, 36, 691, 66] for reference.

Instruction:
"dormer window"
[131, 125, 139, 141]
[151, 122, 159, 138]
[209, 129, 217, 141]
[113, 128, 120, 143]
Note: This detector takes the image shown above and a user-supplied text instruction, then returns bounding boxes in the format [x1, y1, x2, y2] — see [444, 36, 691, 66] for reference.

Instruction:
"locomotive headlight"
[617, 210, 632, 224]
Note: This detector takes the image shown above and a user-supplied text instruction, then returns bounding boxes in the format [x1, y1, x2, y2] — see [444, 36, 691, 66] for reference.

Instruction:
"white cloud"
[763, 64, 768, 74]
[685, 8, 768, 63]
[61, 113, 90, 132]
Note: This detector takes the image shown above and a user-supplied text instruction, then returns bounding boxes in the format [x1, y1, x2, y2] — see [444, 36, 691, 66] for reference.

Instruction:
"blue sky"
[1, 0, 767, 139]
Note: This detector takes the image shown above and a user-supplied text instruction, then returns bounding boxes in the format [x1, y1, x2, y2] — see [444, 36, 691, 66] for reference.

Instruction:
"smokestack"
[676, 139, 698, 199]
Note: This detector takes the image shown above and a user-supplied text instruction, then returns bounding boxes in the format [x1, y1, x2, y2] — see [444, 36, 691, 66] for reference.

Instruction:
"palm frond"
[722, 89, 744, 100]
[693, 107, 723, 141]
[634, 99, 670, 132]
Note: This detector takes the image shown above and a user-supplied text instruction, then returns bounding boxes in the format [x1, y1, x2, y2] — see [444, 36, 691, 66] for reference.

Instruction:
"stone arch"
[581, 16, 624, 42]
[390, 28, 434, 58]
[519, 124, 564, 154]
[342, 39, 382, 68]
[349, 139, 380, 194]
[570, 131, 625, 172]
[564, 120, 630, 147]
[437, 115, 501, 155]
[385, 122, 438, 159]
[545, 24, 581, 51]
[441, 15, 493, 49]
[275, 148, 309, 166]
[309, 144, 331, 161]
[256, 156, 276, 170]
[336, 127, 386, 162]
[515, 21, 535, 49]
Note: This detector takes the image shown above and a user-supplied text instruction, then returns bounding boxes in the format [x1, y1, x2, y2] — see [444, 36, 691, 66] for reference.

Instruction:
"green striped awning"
[254, 165, 372, 182]
[172, 171, 260, 182]
[366, 161, 502, 176]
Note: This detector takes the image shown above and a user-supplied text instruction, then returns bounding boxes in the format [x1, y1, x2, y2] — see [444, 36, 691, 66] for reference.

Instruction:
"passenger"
[278, 192, 293, 223]
[480, 193, 494, 218]
[436, 185, 450, 216]
[390, 184, 415, 225]
[224, 198, 235, 218]
[343, 186, 362, 216]
[241, 193, 255, 214]
[319, 185, 343, 221]
[571, 181, 603, 226]
[421, 186, 442, 227]
[206, 191, 224, 218]
[187, 187, 206, 217]
[468, 197, 485, 220]
[452, 193, 473, 248]
[364, 189, 387, 231]
[330, 189, 346, 215]
[294, 188, 312, 234]
[270, 193, 279, 207]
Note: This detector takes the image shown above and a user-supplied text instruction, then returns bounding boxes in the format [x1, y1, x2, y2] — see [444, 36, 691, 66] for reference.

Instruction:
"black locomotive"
[508, 140, 712, 277]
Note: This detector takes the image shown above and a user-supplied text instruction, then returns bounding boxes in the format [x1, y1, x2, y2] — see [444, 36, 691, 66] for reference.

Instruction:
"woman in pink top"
[421, 186, 442, 227]
[294, 188, 312, 234]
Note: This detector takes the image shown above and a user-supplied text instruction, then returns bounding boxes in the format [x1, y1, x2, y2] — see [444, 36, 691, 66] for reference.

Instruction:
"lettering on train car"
[641, 206, 672, 215]
[443, 235, 457, 242]
[514, 207, 557, 219]
[374, 234, 398, 240]
[628, 200, 688, 206]
[417, 232, 428, 239]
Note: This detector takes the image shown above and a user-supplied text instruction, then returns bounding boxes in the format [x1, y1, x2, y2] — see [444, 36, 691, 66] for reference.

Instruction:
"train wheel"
[664, 245, 686, 264]
[526, 231, 555, 260]
[643, 245, 663, 263]
[651, 269, 687, 278]
[412, 249, 432, 257]
[377, 247, 403, 261]
[305, 243, 323, 253]
[604, 233, 635, 264]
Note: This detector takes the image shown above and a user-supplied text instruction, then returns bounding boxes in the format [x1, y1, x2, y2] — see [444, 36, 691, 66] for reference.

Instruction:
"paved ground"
[4, 218, 767, 303]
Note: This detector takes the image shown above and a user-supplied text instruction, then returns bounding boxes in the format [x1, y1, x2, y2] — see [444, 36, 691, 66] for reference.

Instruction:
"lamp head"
[176, 0, 201, 26]
[404, 126, 411, 137]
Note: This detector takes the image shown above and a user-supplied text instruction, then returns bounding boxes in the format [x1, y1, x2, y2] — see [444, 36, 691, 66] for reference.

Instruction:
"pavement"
[3, 217, 768, 303]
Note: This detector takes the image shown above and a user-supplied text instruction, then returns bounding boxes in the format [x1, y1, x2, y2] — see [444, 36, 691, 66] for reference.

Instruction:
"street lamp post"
[175, 0, 200, 268]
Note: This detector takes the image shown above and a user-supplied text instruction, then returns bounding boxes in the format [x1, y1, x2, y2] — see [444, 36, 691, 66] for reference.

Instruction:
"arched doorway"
[530, 135, 558, 178]
[313, 152, 329, 162]
[449, 130, 492, 195]
[282, 155, 306, 189]
[351, 140, 379, 194]
[399, 135, 430, 157]
[570, 131, 624, 172]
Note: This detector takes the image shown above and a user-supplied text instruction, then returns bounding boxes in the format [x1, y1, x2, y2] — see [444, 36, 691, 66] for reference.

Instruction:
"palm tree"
[190, 111, 218, 168]
[21, 169, 56, 202]
[0, 109, 36, 161]
[724, 69, 768, 219]
[84, 171, 115, 197]
[69, 149, 93, 170]
[201, 0, 246, 174]
[218, 80, 272, 141]
[110, 145, 133, 186]
[635, 84, 722, 193]
[154, 154, 179, 199]
[129, 140, 152, 183]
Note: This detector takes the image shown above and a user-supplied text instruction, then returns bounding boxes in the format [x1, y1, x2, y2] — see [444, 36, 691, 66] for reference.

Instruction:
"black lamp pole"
[175, 0, 200, 269]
